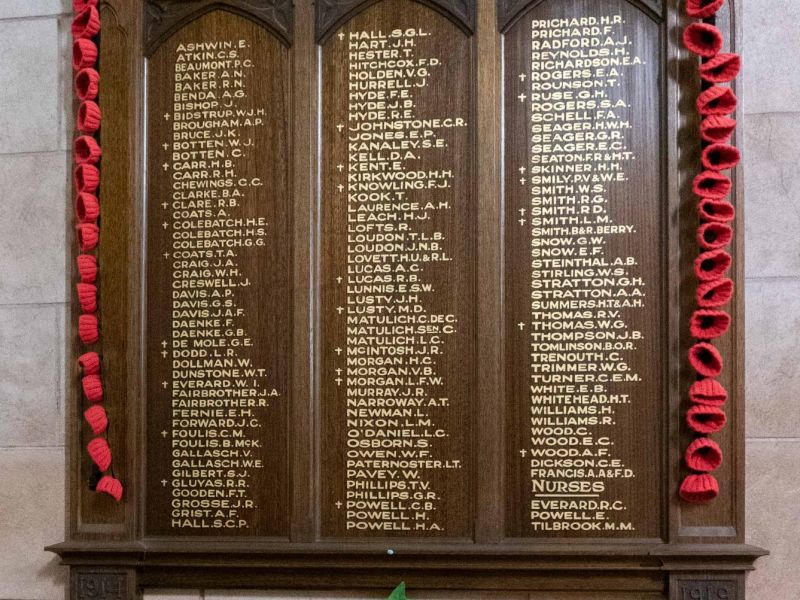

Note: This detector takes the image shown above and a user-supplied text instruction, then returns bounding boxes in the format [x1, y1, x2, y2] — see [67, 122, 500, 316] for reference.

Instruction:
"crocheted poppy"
[74, 164, 100, 194]
[697, 277, 734, 308]
[697, 222, 733, 250]
[73, 0, 99, 11]
[689, 378, 728, 407]
[77, 101, 101, 133]
[74, 135, 101, 165]
[693, 170, 732, 199]
[697, 87, 737, 116]
[687, 405, 727, 434]
[688, 342, 724, 377]
[685, 0, 725, 18]
[76, 192, 100, 222]
[82, 373, 103, 403]
[76, 223, 99, 251]
[78, 351, 100, 375]
[701, 116, 737, 143]
[694, 249, 732, 281]
[96, 475, 123, 502]
[679, 473, 719, 503]
[78, 314, 99, 345]
[698, 198, 735, 223]
[72, 38, 97, 71]
[685, 437, 724, 472]
[84, 404, 108, 435]
[683, 23, 723, 58]
[71, 6, 100, 40]
[77, 254, 98, 283]
[87, 437, 112, 471]
[76, 282, 97, 313]
[700, 53, 742, 84]
[690, 309, 731, 339]
[75, 68, 99, 101]
[701, 143, 741, 171]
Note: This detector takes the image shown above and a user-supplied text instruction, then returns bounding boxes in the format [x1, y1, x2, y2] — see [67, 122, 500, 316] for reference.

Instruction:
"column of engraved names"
[157, 38, 277, 530]
[331, 27, 465, 534]
[521, 16, 646, 533]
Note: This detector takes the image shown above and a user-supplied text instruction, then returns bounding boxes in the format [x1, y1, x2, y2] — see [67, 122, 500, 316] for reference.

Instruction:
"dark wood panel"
[503, 0, 665, 539]
[318, 0, 477, 540]
[144, 9, 292, 537]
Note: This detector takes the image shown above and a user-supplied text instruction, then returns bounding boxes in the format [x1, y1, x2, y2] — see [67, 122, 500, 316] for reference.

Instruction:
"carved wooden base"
[54, 542, 763, 599]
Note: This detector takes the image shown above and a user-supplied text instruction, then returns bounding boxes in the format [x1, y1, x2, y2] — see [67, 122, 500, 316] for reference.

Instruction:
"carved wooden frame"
[50, 0, 765, 597]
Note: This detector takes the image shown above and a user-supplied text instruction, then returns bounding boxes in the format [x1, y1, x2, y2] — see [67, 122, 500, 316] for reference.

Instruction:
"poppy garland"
[681, 1, 740, 504]
[71, 4, 123, 503]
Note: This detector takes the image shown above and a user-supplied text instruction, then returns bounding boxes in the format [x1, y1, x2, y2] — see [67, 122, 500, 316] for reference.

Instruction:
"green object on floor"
[387, 582, 407, 599]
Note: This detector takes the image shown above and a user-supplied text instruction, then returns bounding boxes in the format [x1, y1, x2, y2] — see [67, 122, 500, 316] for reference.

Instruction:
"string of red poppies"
[678, 0, 741, 504]
[72, 0, 123, 502]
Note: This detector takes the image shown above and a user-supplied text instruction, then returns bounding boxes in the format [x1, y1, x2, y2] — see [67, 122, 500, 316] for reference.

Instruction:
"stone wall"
[0, 0, 796, 598]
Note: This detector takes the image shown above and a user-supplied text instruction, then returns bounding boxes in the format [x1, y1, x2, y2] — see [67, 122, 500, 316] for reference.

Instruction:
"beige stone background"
[0, 0, 797, 598]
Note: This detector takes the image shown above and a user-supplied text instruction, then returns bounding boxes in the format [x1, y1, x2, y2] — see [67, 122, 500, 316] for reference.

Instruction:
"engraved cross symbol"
[163, 143, 169, 150]
[517, 322, 526, 330]
[338, 32, 345, 41]
[161, 202, 168, 209]
[518, 73, 526, 81]
[336, 124, 344, 132]
[335, 377, 342, 385]
[335, 368, 342, 375]
[518, 217, 526, 226]
[519, 449, 527, 456]
[336, 164, 345, 172]
[161, 430, 169, 437]
[164, 113, 170, 121]
[161, 350, 167, 358]
[336, 306, 344, 314]
[161, 479, 168, 486]
[519, 177, 526, 185]
[163, 252, 169, 259]
[518, 166, 526, 174]
[335, 501, 343, 509]
[162, 222, 169, 229]
[161, 381, 169, 389]
[518, 208, 526, 216]
[336, 276, 343, 284]
[335, 347, 343, 355]
[518, 93, 526, 103]
[162, 163, 170, 171]
[337, 184, 344, 192]
[161, 340, 168, 348]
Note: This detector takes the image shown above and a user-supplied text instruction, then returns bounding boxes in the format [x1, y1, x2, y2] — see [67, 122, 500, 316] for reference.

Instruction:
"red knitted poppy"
[76, 192, 100, 222]
[683, 23, 724, 58]
[76, 282, 97, 313]
[701, 143, 741, 171]
[96, 475, 123, 502]
[697, 87, 737, 116]
[78, 314, 99, 345]
[78, 351, 100, 375]
[688, 342, 724, 377]
[72, 38, 97, 71]
[77, 101, 101, 133]
[71, 6, 101, 40]
[700, 116, 737, 143]
[693, 170, 731, 199]
[687, 405, 727, 434]
[76, 223, 100, 251]
[696, 277, 734, 308]
[77, 254, 98, 283]
[685, 437, 723, 472]
[74, 135, 101, 165]
[689, 378, 728, 407]
[75, 68, 100, 101]
[87, 437, 112, 471]
[685, 0, 725, 19]
[694, 249, 732, 281]
[84, 404, 108, 435]
[679, 473, 719, 503]
[82, 373, 103, 403]
[690, 309, 731, 339]
[697, 222, 733, 250]
[74, 164, 100, 194]
[73, 0, 99, 11]
[700, 53, 741, 84]
[697, 198, 735, 223]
